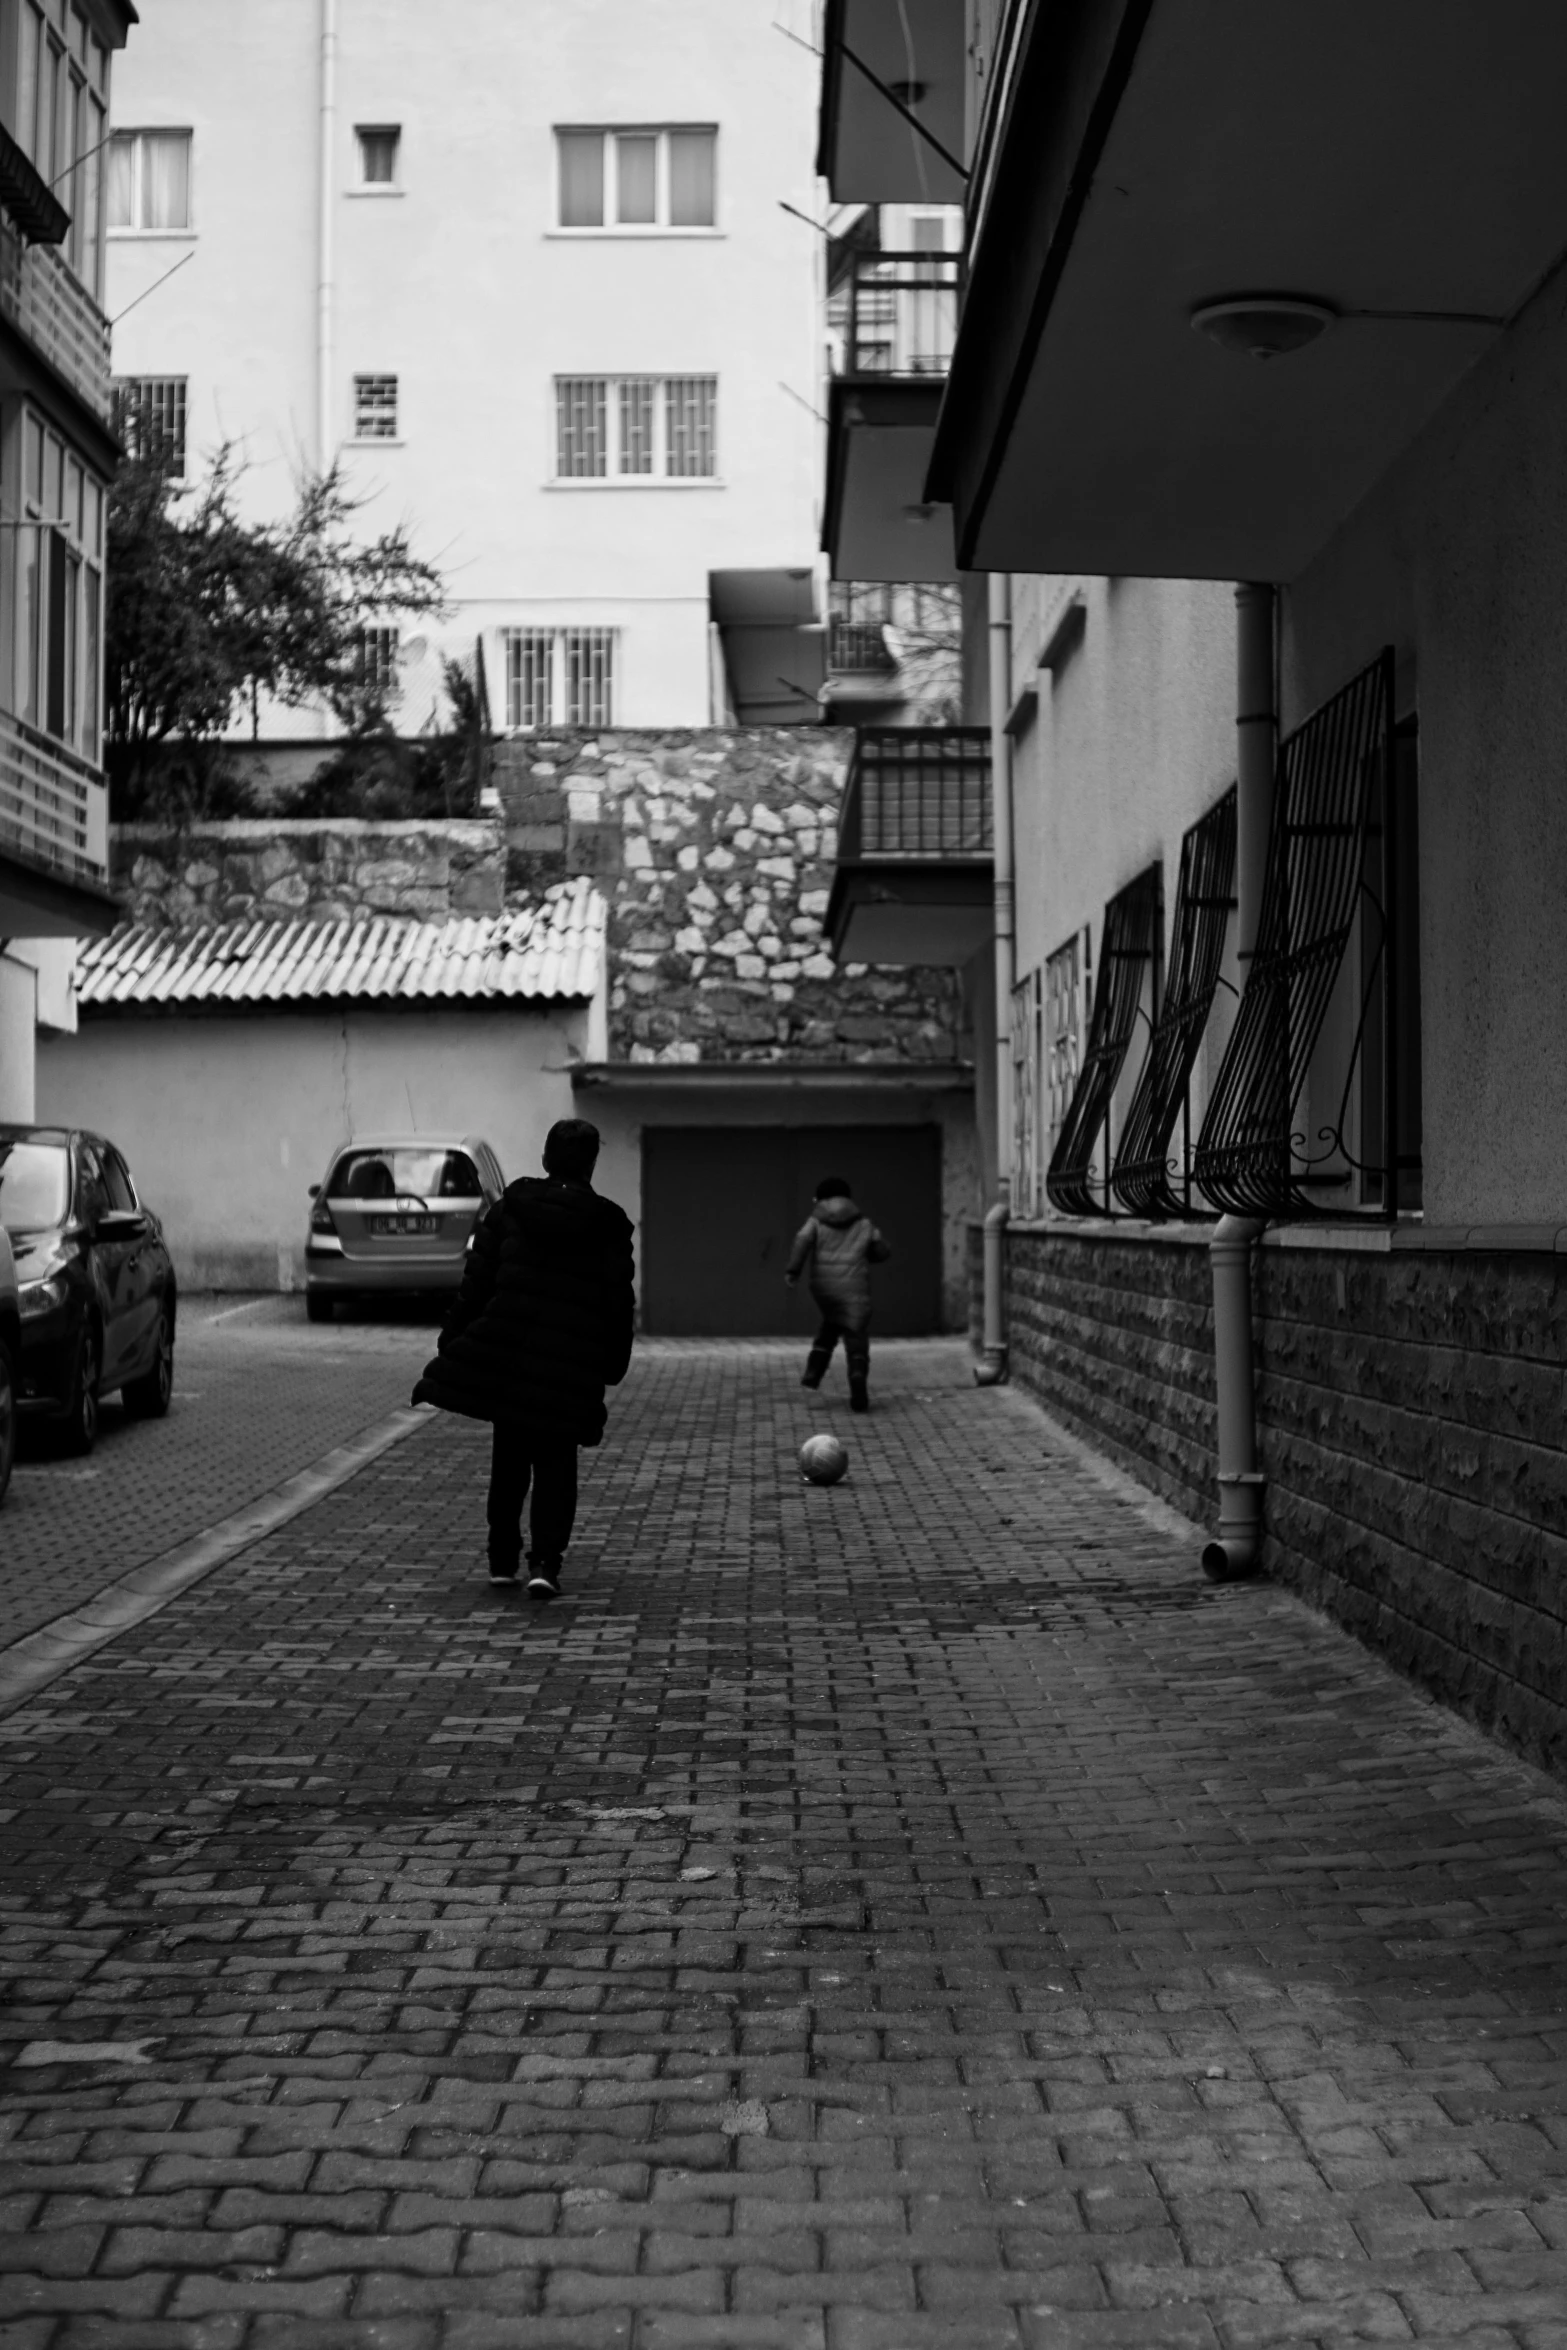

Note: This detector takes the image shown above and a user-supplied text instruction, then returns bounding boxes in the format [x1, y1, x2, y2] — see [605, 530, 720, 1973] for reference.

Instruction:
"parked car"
[0, 1224, 17, 1506]
[0, 1125, 178, 1456]
[304, 1133, 506, 1321]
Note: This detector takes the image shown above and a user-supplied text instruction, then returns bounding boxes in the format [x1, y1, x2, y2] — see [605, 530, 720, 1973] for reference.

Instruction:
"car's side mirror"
[308, 1183, 320, 1198]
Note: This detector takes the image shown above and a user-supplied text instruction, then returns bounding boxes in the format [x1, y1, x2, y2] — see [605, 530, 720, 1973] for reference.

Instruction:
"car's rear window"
[0, 1139, 69, 1231]
[328, 1148, 483, 1201]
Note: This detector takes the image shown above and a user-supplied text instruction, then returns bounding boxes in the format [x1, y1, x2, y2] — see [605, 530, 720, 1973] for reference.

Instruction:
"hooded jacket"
[786, 1194, 891, 1330]
[412, 1176, 635, 1444]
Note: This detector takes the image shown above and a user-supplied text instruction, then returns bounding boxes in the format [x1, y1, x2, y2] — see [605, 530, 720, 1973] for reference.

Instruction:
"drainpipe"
[1202, 581, 1275, 1579]
[316, 0, 338, 474]
[974, 572, 1014, 1386]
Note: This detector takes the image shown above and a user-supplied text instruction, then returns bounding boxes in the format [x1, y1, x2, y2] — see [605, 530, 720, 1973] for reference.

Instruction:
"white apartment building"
[105, 0, 825, 735]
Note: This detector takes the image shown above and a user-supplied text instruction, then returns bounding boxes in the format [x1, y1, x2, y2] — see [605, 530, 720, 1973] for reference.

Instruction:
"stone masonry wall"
[1001, 1226, 1567, 1777]
[111, 728, 966, 1069]
[493, 727, 962, 1065]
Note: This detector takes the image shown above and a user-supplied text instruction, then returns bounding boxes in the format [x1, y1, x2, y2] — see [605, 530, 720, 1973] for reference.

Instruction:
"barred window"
[353, 626, 399, 697]
[555, 378, 608, 477]
[352, 373, 399, 441]
[553, 377, 717, 481]
[1045, 931, 1088, 1162]
[665, 376, 717, 477]
[504, 627, 616, 729]
[114, 375, 188, 477]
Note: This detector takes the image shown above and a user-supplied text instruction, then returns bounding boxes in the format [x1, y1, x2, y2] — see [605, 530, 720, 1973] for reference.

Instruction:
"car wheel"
[123, 1304, 174, 1420]
[306, 1290, 335, 1324]
[0, 1337, 15, 1507]
[62, 1323, 100, 1458]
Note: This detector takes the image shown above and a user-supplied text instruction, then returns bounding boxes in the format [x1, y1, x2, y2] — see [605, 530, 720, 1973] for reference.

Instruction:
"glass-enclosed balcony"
[824, 250, 962, 585]
[826, 726, 993, 965]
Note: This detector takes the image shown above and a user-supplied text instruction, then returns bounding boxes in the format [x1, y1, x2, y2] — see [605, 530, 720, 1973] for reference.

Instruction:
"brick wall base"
[994, 1225, 1567, 1777]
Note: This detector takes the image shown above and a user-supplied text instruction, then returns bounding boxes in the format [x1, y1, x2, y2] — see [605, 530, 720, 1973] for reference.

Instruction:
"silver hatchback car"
[304, 1132, 506, 1322]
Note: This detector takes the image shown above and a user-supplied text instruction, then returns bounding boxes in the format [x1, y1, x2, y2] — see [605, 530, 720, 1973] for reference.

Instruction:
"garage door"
[641, 1125, 942, 1336]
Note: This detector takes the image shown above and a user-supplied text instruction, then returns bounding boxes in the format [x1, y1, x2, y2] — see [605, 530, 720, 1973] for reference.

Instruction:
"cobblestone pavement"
[3, 1336, 1567, 2348]
[2, 1297, 433, 1646]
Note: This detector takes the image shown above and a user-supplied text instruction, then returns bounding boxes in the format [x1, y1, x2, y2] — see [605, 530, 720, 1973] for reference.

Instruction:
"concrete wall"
[107, 0, 822, 729]
[998, 1224, 1567, 1777]
[1283, 252, 1567, 1229]
[37, 1003, 591, 1290]
[0, 953, 36, 1123]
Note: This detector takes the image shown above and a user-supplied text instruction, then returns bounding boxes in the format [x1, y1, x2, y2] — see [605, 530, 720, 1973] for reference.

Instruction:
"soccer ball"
[800, 1433, 848, 1486]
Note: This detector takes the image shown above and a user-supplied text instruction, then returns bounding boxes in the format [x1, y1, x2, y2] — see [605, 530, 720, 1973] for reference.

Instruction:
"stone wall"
[111, 728, 967, 1070]
[493, 727, 962, 1065]
[1000, 1225, 1567, 1776]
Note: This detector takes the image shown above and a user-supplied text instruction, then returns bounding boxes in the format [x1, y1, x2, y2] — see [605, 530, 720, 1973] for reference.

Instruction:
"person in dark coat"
[785, 1174, 891, 1413]
[412, 1118, 634, 1598]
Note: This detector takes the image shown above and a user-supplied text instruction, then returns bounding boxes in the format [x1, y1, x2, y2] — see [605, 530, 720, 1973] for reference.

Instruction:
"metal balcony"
[825, 251, 961, 585]
[0, 209, 112, 426]
[0, 710, 115, 936]
[835, 249, 960, 381]
[826, 727, 993, 965]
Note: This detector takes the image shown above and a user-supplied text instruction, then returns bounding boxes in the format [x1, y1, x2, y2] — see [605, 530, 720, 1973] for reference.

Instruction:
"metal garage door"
[640, 1125, 942, 1336]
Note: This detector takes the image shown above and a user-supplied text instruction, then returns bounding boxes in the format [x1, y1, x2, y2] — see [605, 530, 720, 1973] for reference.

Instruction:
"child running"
[785, 1174, 891, 1413]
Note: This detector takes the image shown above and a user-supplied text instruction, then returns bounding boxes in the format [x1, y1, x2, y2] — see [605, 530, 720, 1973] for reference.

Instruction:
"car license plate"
[369, 1213, 439, 1236]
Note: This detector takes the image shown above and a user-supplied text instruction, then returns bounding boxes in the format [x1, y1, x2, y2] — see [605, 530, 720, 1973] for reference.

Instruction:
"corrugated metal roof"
[76, 879, 605, 1014]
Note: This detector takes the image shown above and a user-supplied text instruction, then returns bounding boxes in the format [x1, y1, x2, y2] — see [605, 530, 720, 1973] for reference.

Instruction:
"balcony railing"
[0, 710, 109, 888]
[0, 209, 112, 424]
[838, 727, 992, 861]
[828, 618, 895, 673]
[835, 250, 960, 379]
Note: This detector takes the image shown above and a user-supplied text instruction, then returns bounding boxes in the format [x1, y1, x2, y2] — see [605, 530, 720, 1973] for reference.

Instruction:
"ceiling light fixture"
[1191, 295, 1337, 361]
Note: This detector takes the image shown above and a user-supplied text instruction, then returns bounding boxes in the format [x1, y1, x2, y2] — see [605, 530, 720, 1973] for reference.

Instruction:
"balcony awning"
[709, 569, 825, 728]
[817, 0, 966, 205]
[827, 726, 992, 965]
[930, 0, 1567, 580]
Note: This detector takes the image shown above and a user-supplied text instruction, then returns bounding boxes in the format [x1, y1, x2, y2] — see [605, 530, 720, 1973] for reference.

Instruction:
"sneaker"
[526, 1561, 561, 1599]
[849, 1383, 870, 1414]
[488, 1558, 520, 1586]
[800, 1372, 822, 1390]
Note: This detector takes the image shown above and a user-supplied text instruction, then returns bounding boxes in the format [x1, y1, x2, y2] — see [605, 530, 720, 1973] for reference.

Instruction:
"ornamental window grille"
[352, 374, 398, 440]
[554, 377, 717, 480]
[1044, 932, 1087, 1163]
[1011, 967, 1045, 1219]
[1193, 650, 1416, 1216]
[114, 376, 188, 477]
[352, 626, 399, 698]
[1110, 786, 1237, 1217]
[503, 627, 615, 729]
[845, 728, 991, 858]
[1045, 867, 1163, 1217]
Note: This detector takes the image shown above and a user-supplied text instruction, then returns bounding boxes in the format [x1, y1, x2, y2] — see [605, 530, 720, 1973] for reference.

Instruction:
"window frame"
[3, 401, 107, 763]
[350, 372, 400, 444]
[106, 126, 195, 237]
[352, 122, 402, 192]
[551, 375, 719, 485]
[502, 626, 616, 730]
[551, 124, 719, 234]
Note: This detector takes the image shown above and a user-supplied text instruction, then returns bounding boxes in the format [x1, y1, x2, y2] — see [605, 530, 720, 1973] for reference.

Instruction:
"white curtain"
[144, 132, 190, 232]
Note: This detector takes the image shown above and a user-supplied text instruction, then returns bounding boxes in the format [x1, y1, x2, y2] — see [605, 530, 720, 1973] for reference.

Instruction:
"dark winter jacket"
[412, 1176, 635, 1444]
[785, 1194, 890, 1331]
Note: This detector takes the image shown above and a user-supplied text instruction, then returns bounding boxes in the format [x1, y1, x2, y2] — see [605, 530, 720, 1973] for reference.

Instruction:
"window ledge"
[545, 228, 723, 240]
[545, 476, 723, 490]
[108, 227, 196, 240]
[347, 185, 404, 198]
[349, 437, 404, 448]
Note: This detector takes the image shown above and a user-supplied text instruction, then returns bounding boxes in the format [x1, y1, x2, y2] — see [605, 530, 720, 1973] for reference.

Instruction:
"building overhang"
[0, 849, 118, 939]
[930, 0, 1567, 581]
[826, 861, 992, 966]
[572, 1059, 973, 1097]
[823, 378, 957, 584]
[817, 0, 966, 205]
[709, 568, 826, 727]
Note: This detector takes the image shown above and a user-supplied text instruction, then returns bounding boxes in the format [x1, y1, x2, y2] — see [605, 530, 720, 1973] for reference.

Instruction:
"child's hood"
[813, 1195, 864, 1228]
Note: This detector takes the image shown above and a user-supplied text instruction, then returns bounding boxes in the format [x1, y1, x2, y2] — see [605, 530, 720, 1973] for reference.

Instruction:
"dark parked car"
[304, 1132, 505, 1320]
[0, 1225, 17, 1506]
[0, 1126, 177, 1455]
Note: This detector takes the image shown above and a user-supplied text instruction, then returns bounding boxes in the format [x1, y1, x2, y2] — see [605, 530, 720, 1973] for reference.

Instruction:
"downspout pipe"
[1202, 580, 1276, 1579]
[975, 572, 1014, 1386]
[316, 0, 338, 475]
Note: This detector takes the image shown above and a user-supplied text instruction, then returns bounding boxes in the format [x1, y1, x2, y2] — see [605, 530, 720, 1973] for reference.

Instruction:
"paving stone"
[5, 1337, 1567, 2344]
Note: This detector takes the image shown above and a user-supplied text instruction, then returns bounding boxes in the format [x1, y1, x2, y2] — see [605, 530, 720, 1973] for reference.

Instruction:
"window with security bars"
[1044, 932, 1088, 1167]
[1011, 968, 1046, 1220]
[556, 127, 717, 229]
[352, 374, 399, 441]
[553, 378, 717, 480]
[503, 628, 616, 729]
[352, 627, 399, 698]
[114, 377, 188, 478]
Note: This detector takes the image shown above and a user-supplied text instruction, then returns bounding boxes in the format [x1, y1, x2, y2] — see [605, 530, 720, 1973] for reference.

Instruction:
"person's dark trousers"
[487, 1424, 578, 1572]
[803, 1317, 870, 1391]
